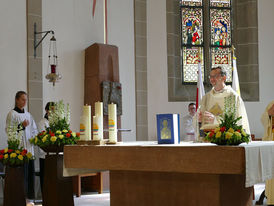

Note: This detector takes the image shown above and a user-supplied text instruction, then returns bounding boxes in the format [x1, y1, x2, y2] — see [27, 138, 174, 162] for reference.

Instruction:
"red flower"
[39, 132, 43, 136]
[220, 127, 226, 132]
[50, 133, 55, 137]
[0, 150, 4, 154]
[237, 129, 241, 132]
[21, 149, 27, 156]
[66, 133, 71, 138]
[8, 149, 13, 153]
[0, 155, 3, 160]
[69, 130, 72, 133]
[209, 132, 214, 138]
[76, 132, 80, 137]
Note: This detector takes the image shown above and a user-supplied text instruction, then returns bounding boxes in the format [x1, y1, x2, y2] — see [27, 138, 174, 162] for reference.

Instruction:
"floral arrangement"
[30, 100, 80, 149]
[0, 124, 33, 166]
[204, 113, 250, 145]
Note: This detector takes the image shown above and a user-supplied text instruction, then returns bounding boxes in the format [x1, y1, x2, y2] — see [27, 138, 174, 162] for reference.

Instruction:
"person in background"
[37, 102, 54, 194]
[182, 103, 196, 141]
[6, 91, 38, 206]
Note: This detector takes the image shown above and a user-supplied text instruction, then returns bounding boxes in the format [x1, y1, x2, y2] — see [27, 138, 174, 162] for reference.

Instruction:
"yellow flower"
[16, 150, 20, 154]
[10, 153, 17, 158]
[42, 135, 48, 143]
[56, 130, 62, 134]
[4, 154, 8, 159]
[18, 155, 23, 160]
[234, 131, 241, 138]
[35, 137, 38, 144]
[214, 127, 220, 133]
[225, 132, 233, 139]
[72, 132, 76, 137]
[4, 148, 8, 153]
[50, 136, 57, 142]
[227, 128, 234, 133]
[62, 129, 68, 133]
[59, 134, 64, 139]
[26, 152, 32, 159]
[216, 131, 222, 138]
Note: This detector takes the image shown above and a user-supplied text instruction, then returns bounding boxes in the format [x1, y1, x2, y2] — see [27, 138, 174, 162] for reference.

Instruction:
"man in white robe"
[198, 66, 250, 135]
[5, 91, 38, 205]
[261, 101, 274, 205]
[182, 103, 196, 141]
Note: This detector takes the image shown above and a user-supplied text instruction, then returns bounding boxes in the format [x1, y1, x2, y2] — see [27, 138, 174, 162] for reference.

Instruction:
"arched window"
[181, 0, 232, 83]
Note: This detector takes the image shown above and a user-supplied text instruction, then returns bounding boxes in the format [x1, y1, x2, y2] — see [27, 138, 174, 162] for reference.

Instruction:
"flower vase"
[40, 144, 64, 154]
[3, 166, 26, 206]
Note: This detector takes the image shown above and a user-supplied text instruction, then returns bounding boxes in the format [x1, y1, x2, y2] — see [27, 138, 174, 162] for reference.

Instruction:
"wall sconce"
[34, 23, 61, 86]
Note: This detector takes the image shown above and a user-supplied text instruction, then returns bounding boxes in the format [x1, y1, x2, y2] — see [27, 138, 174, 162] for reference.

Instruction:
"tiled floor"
[0, 184, 269, 206]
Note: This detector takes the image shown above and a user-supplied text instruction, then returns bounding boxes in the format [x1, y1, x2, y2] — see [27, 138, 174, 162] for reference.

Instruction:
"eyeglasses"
[208, 74, 221, 79]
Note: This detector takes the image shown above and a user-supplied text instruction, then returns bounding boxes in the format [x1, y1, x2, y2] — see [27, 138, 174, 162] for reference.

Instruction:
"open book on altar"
[156, 114, 180, 144]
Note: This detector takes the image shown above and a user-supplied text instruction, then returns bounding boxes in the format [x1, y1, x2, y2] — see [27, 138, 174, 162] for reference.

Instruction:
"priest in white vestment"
[261, 101, 274, 205]
[198, 66, 250, 135]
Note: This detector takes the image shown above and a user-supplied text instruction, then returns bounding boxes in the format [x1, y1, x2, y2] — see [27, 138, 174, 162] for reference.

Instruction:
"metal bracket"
[34, 22, 54, 58]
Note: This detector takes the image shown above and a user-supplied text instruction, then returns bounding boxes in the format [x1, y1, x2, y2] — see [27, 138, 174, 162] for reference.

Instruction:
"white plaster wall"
[147, 0, 274, 140]
[42, 0, 136, 140]
[0, 1, 27, 148]
[0, 0, 27, 198]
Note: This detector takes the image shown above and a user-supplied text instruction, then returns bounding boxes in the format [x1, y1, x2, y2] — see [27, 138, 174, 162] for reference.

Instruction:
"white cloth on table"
[243, 141, 274, 187]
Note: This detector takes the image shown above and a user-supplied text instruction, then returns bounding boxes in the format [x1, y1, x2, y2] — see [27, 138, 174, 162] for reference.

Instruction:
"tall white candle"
[95, 102, 103, 140]
[93, 115, 100, 140]
[108, 103, 117, 143]
[80, 105, 91, 140]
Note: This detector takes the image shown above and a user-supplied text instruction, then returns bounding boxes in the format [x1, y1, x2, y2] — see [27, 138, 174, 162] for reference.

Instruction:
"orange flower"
[76, 132, 80, 137]
[69, 130, 72, 133]
[66, 133, 71, 138]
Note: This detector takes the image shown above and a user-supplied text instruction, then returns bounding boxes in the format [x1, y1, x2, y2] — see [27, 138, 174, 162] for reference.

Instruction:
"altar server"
[261, 101, 274, 205]
[5, 91, 38, 203]
[198, 66, 250, 134]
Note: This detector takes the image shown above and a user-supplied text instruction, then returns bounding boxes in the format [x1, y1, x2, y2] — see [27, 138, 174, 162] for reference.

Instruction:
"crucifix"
[92, 0, 108, 44]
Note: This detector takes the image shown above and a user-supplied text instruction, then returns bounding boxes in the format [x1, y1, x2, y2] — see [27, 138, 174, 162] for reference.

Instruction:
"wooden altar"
[64, 143, 253, 206]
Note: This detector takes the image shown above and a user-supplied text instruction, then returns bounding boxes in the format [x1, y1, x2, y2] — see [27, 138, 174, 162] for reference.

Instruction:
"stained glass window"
[210, 0, 230, 8]
[211, 47, 232, 81]
[182, 8, 203, 46]
[181, 0, 204, 83]
[210, 9, 231, 46]
[182, 0, 202, 7]
[181, 0, 233, 83]
[183, 47, 204, 82]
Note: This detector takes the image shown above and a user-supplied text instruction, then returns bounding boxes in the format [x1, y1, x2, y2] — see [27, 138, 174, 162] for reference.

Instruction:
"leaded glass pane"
[182, 8, 203, 46]
[210, 9, 231, 46]
[181, 0, 202, 7]
[211, 47, 232, 82]
[183, 47, 204, 82]
[210, 0, 230, 8]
